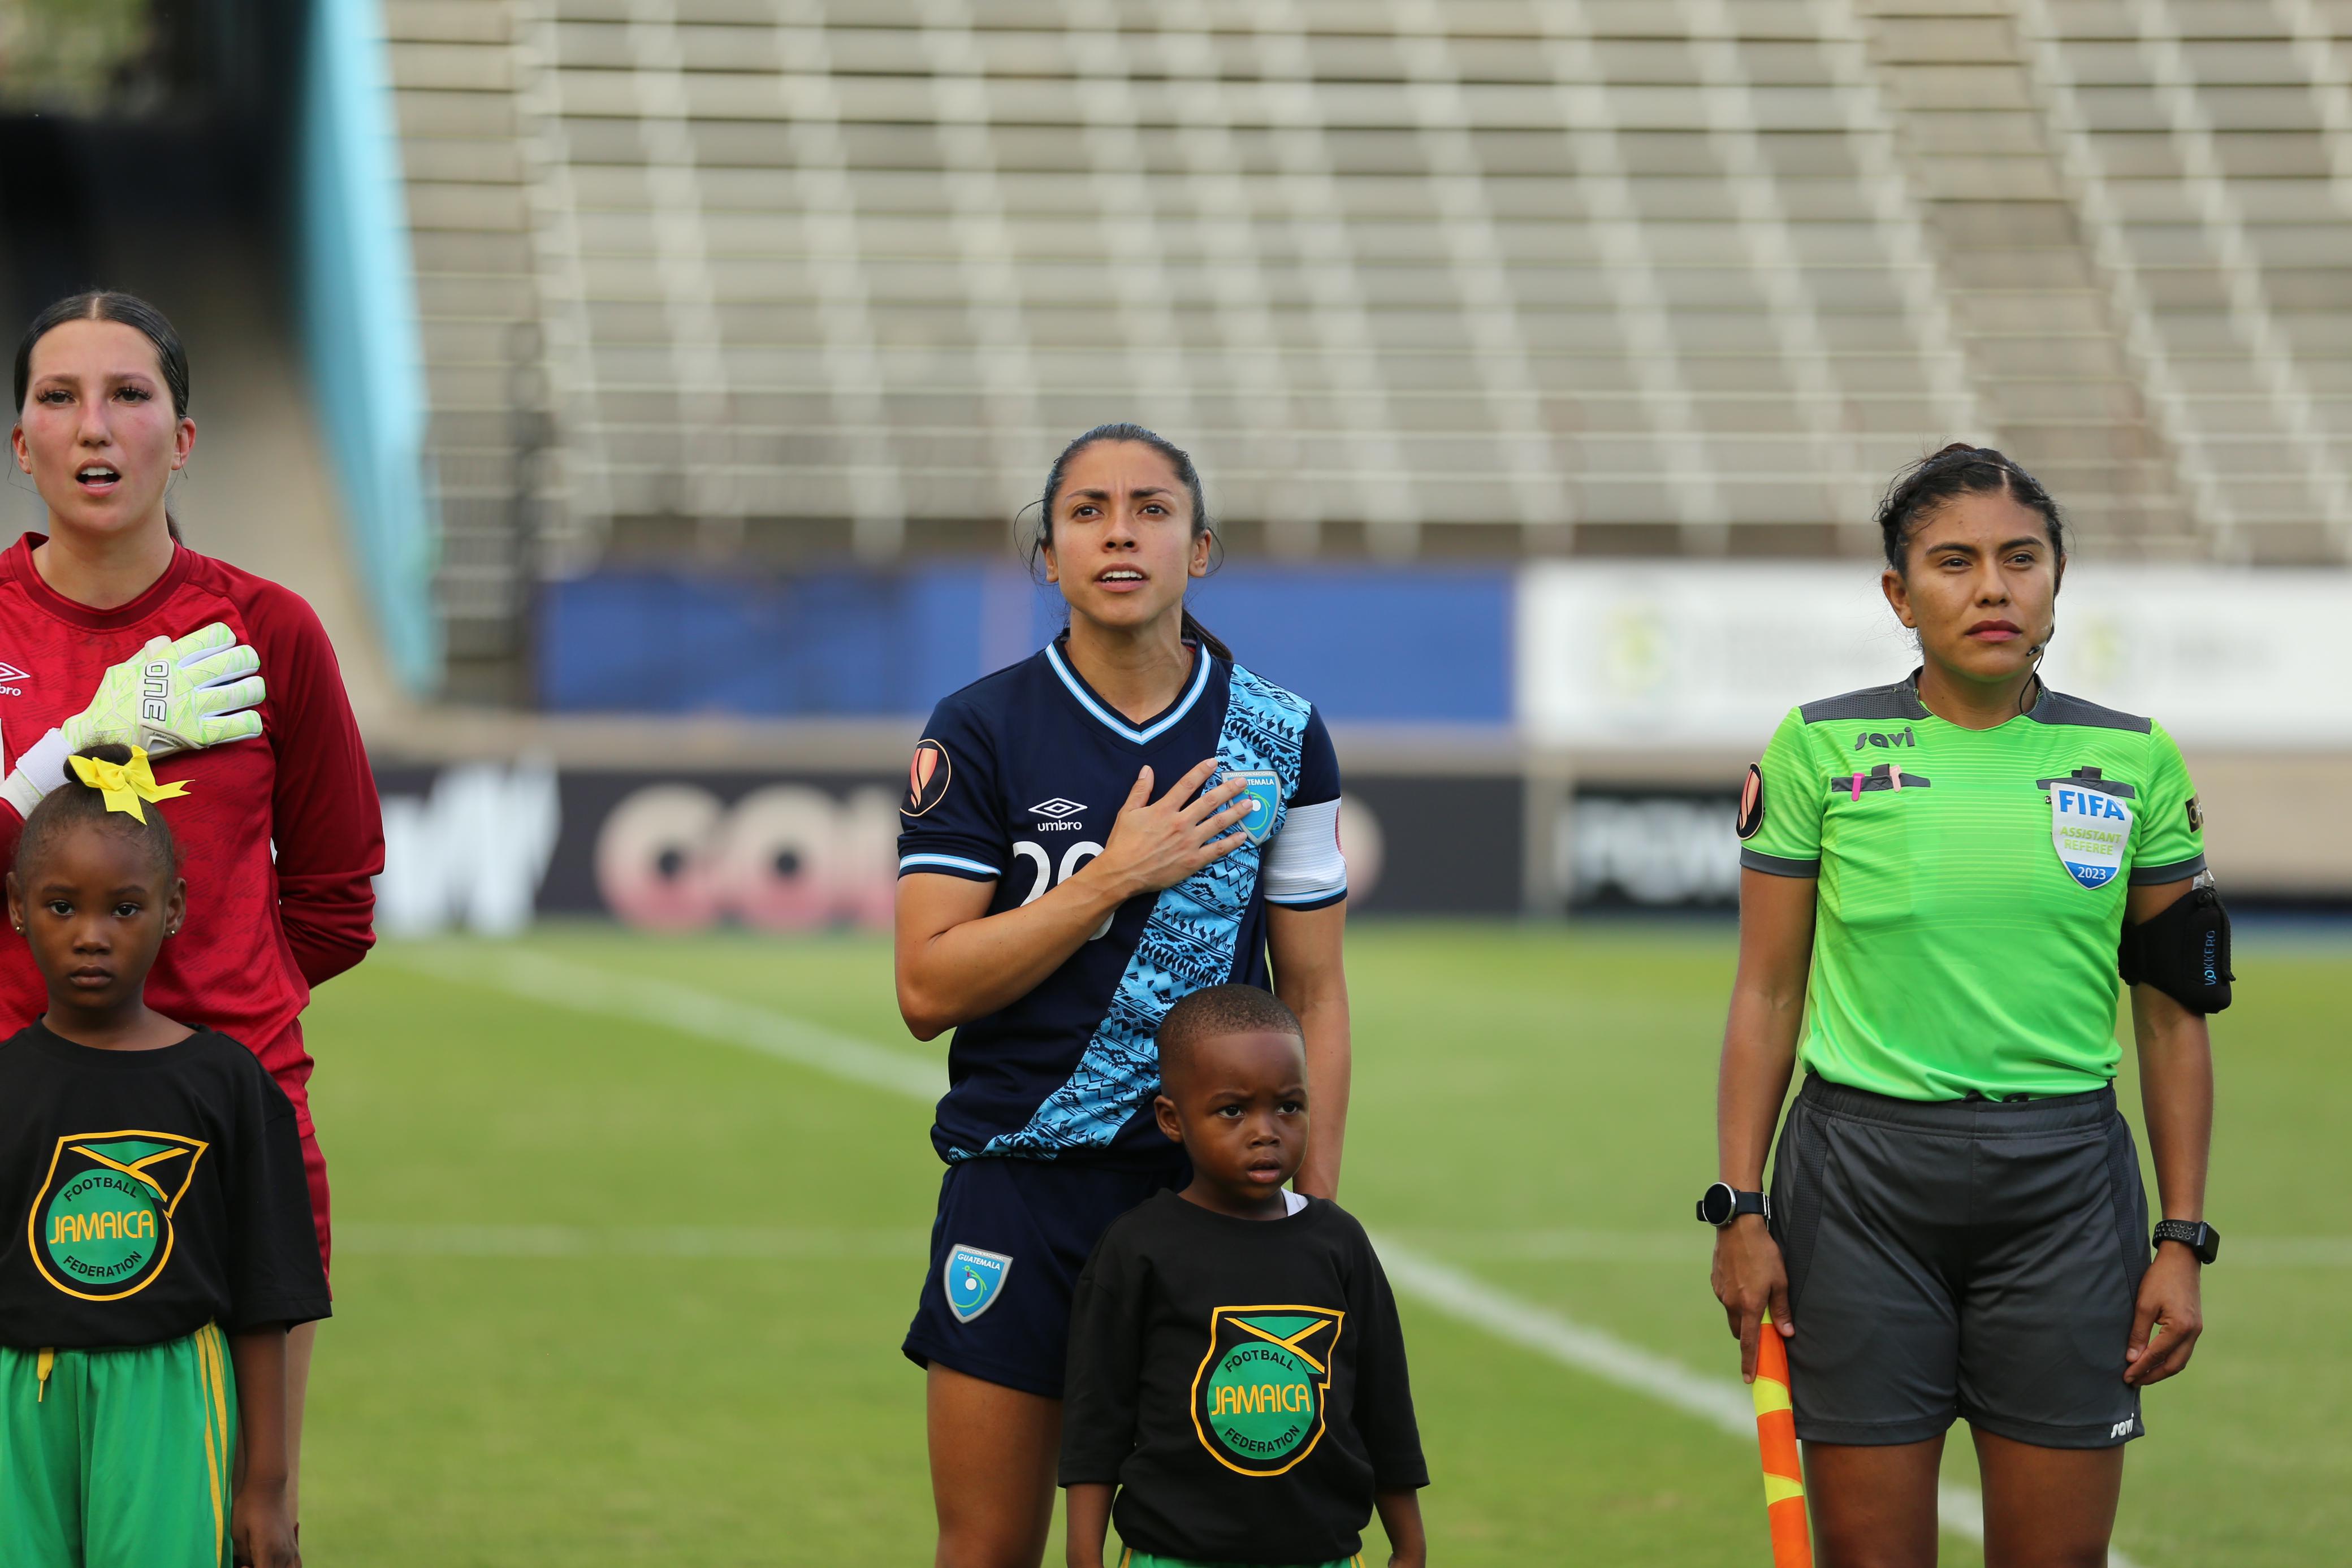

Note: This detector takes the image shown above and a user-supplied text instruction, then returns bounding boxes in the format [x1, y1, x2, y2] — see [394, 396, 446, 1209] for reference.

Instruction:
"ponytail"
[1180, 608, 1231, 662]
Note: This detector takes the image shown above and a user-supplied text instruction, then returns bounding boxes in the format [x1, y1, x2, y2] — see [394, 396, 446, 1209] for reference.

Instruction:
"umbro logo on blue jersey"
[1030, 796, 1088, 831]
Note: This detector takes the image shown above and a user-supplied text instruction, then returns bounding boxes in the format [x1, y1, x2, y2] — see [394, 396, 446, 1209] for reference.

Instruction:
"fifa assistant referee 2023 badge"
[0, 622, 263, 820]
[2049, 775, 2133, 890]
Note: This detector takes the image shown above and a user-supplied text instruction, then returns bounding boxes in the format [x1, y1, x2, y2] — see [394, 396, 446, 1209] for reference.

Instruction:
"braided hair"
[1875, 443, 2066, 574]
[13, 746, 181, 883]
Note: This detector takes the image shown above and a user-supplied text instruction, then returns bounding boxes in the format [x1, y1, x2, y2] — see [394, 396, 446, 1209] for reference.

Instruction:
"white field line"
[1395, 1228, 2352, 1269]
[339, 1210, 2351, 1274]
[387, 948, 2161, 1564]
[339, 1223, 927, 1259]
[386, 946, 942, 1101]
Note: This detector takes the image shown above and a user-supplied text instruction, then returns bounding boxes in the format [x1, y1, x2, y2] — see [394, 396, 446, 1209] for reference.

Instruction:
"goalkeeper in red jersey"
[6, 291, 383, 1522]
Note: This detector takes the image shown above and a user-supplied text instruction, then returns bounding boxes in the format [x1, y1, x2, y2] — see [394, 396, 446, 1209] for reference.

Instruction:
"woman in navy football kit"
[895, 425, 1352, 1568]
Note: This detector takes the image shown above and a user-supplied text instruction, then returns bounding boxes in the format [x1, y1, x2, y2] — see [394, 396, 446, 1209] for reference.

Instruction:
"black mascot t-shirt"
[0, 1023, 330, 1349]
[1060, 1190, 1428, 1563]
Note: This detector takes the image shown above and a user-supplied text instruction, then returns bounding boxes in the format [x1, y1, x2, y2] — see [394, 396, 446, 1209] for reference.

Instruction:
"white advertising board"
[1516, 562, 2352, 750]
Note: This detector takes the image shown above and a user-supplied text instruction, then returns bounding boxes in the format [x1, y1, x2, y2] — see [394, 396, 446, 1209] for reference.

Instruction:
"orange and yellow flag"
[1751, 1312, 1811, 1567]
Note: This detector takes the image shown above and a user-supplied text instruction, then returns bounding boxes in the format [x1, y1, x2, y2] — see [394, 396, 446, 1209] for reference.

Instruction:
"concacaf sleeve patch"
[1736, 763, 1766, 841]
[905, 739, 952, 817]
[2186, 795, 2204, 834]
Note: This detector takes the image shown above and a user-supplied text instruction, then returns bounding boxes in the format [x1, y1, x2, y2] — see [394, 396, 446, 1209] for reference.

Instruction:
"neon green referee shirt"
[1739, 672, 2206, 1101]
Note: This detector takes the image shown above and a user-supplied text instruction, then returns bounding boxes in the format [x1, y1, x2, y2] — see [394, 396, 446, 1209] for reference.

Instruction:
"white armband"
[1264, 798, 1347, 905]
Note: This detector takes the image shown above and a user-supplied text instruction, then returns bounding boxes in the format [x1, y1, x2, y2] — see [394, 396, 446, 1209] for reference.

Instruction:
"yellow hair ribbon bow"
[66, 748, 191, 824]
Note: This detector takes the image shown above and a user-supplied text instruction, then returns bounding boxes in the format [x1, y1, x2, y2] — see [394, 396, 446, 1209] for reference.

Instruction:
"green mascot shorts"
[0, 1324, 236, 1568]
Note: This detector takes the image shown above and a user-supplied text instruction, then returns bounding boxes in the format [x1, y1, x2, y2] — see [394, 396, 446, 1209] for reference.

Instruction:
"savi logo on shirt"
[1191, 1305, 1343, 1476]
[29, 1130, 207, 1301]
[2050, 785, 2134, 890]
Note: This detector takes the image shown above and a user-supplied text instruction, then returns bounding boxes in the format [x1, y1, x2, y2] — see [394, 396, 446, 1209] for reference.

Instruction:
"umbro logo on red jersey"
[0, 661, 25, 695]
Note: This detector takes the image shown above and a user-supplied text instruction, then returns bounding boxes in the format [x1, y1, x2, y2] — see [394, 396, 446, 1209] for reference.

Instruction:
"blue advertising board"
[538, 563, 1512, 724]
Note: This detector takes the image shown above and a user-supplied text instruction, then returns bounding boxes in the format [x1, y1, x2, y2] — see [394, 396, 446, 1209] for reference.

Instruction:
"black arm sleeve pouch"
[2117, 885, 2233, 1014]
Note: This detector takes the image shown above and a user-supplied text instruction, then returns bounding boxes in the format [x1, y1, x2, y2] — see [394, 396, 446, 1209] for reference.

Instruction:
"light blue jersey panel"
[980, 665, 1312, 1156]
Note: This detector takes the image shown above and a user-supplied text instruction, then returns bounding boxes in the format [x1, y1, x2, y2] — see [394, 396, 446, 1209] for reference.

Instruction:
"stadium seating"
[383, 0, 2352, 663]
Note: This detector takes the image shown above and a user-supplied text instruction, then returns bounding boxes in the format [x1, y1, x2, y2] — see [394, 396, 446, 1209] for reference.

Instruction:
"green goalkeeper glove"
[1, 623, 266, 818]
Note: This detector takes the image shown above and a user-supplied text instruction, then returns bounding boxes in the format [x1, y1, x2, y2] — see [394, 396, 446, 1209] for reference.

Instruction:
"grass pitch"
[298, 922, 2350, 1566]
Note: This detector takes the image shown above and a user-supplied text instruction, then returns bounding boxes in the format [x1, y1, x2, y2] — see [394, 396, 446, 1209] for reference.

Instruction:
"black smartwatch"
[2152, 1219, 2220, 1264]
[1696, 1182, 1769, 1228]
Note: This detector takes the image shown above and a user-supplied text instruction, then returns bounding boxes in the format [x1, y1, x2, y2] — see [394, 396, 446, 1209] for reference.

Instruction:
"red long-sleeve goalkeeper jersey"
[0, 535, 384, 1098]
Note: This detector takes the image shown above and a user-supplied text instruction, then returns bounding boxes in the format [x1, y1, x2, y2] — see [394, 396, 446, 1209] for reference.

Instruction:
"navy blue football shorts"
[904, 1154, 1183, 1399]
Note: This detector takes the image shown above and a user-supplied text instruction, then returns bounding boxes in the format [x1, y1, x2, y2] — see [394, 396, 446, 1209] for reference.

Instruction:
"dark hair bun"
[12, 743, 182, 881]
[1875, 444, 2066, 572]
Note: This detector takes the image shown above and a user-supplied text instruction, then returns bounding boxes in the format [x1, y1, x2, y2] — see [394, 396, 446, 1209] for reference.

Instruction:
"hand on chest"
[0, 616, 258, 768]
[997, 748, 1278, 908]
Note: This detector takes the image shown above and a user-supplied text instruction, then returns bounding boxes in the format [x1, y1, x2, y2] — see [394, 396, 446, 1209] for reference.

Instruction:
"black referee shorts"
[1768, 1073, 2151, 1449]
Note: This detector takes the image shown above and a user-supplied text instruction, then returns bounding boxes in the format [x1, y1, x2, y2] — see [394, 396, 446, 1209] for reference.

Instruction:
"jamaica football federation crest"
[1191, 1305, 1344, 1476]
[29, 1130, 207, 1301]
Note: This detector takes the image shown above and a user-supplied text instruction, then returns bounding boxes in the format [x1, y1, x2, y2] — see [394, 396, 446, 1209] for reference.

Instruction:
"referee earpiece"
[2018, 622, 2053, 713]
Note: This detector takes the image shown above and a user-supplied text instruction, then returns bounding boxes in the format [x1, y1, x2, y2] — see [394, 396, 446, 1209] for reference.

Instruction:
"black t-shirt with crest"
[0, 1022, 330, 1349]
[1060, 1190, 1428, 1563]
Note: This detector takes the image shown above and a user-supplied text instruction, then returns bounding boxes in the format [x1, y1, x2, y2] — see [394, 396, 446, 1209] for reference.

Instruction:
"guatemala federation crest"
[1191, 1305, 1344, 1476]
[2050, 783, 2134, 890]
[944, 1244, 1012, 1323]
[1225, 770, 1284, 846]
[30, 1130, 207, 1301]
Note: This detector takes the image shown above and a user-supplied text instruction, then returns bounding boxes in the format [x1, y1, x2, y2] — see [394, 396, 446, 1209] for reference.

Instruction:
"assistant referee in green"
[1705, 444, 2229, 1567]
